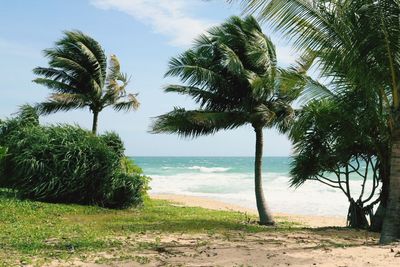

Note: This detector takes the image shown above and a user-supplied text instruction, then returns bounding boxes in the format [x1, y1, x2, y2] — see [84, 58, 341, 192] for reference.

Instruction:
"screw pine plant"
[0, 106, 148, 208]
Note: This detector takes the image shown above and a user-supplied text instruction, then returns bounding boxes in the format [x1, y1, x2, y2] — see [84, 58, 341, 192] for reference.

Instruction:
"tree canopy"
[33, 30, 139, 134]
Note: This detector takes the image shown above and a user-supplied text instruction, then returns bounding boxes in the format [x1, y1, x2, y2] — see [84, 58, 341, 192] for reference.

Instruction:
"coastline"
[151, 193, 346, 228]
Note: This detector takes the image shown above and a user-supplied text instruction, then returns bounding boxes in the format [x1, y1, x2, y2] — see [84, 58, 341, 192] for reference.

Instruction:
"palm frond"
[151, 108, 248, 138]
[247, 73, 275, 101]
[106, 54, 122, 83]
[36, 93, 87, 115]
[62, 30, 107, 87]
[164, 84, 232, 110]
[33, 78, 78, 94]
[256, 0, 345, 50]
[246, 30, 277, 75]
[165, 50, 226, 88]
[112, 94, 140, 112]
[104, 74, 129, 99]
[299, 77, 335, 104]
[218, 42, 245, 75]
[33, 67, 77, 84]
[44, 49, 89, 77]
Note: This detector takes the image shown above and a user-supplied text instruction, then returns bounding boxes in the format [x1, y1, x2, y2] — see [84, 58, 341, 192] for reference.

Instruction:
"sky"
[0, 0, 298, 156]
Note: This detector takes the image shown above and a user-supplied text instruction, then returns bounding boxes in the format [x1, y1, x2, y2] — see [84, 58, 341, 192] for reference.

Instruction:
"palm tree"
[33, 30, 139, 134]
[151, 16, 302, 225]
[233, 0, 400, 243]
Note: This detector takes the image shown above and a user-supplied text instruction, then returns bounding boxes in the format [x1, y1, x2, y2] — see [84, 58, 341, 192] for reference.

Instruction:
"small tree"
[290, 94, 390, 229]
[33, 30, 139, 134]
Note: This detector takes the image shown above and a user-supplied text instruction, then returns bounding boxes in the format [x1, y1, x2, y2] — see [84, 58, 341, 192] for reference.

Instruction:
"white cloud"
[90, 0, 215, 47]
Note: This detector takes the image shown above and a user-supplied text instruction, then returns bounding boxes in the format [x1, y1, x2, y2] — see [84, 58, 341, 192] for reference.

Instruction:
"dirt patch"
[46, 229, 400, 267]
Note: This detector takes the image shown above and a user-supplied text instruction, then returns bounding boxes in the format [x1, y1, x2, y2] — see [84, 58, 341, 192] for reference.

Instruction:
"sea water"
[133, 157, 376, 217]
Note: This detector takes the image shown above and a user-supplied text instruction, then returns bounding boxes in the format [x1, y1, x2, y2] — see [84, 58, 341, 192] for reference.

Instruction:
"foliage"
[0, 107, 147, 209]
[289, 93, 389, 228]
[234, 0, 396, 233]
[105, 157, 150, 209]
[0, 146, 7, 187]
[33, 30, 140, 134]
[101, 131, 126, 158]
[0, 104, 40, 144]
[151, 16, 304, 137]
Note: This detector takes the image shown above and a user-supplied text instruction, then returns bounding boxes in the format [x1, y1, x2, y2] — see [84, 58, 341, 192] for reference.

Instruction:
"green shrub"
[103, 157, 150, 209]
[0, 104, 39, 146]
[0, 108, 148, 209]
[0, 146, 7, 187]
[121, 157, 150, 193]
[101, 131, 125, 158]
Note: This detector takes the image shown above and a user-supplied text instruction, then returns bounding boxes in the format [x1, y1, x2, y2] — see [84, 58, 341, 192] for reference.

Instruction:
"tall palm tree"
[33, 30, 139, 134]
[151, 16, 302, 225]
[233, 0, 400, 243]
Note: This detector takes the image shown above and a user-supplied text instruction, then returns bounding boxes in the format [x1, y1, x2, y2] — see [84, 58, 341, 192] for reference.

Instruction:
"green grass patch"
[0, 189, 300, 266]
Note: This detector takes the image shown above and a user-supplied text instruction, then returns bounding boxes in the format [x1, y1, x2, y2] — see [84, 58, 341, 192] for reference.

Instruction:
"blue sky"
[0, 0, 297, 156]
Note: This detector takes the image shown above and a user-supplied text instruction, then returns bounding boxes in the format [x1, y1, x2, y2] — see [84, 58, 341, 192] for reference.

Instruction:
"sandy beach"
[55, 194, 400, 267]
[131, 194, 398, 267]
[151, 193, 347, 228]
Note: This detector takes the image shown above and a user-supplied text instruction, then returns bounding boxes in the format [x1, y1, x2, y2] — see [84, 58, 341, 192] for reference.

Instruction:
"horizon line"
[128, 155, 292, 157]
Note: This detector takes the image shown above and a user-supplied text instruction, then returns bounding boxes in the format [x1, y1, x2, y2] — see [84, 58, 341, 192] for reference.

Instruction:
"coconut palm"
[234, 0, 400, 243]
[33, 30, 139, 134]
[151, 16, 303, 225]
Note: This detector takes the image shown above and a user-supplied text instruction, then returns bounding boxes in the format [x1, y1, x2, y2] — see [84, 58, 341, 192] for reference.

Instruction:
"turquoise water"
[134, 156, 291, 175]
[132, 157, 370, 217]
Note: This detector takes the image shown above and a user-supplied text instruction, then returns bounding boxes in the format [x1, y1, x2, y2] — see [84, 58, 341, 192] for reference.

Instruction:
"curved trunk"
[92, 111, 99, 135]
[347, 199, 369, 229]
[380, 127, 400, 243]
[254, 126, 275, 225]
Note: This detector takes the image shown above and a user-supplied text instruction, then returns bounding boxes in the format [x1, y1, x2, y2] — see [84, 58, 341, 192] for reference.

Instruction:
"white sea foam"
[136, 155, 379, 217]
[149, 170, 379, 217]
[161, 166, 174, 170]
[187, 166, 230, 173]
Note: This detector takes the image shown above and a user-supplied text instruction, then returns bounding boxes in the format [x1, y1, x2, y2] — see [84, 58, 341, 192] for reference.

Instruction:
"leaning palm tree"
[33, 30, 139, 134]
[151, 16, 302, 225]
[233, 0, 400, 243]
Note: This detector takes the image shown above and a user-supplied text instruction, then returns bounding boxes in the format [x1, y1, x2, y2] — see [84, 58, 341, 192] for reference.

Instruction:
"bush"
[0, 146, 7, 188]
[0, 104, 39, 146]
[101, 131, 125, 158]
[0, 108, 148, 208]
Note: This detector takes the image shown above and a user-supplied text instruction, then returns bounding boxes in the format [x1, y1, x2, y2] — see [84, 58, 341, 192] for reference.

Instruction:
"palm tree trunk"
[380, 127, 400, 243]
[92, 111, 99, 135]
[254, 126, 275, 225]
[371, 154, 390, 232]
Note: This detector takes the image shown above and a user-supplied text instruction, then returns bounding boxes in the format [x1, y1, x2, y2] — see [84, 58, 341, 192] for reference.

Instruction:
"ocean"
[132, 156, 373, 217]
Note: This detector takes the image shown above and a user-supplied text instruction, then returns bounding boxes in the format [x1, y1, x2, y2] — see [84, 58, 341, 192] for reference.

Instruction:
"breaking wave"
[187, 166, 230, 173]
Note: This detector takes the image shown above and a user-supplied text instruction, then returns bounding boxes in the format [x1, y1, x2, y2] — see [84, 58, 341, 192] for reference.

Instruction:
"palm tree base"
[258, 221, 276, 226]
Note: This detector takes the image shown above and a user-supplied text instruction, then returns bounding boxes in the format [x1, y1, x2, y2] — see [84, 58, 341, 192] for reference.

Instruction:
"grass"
[0, 189, 301, 266]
